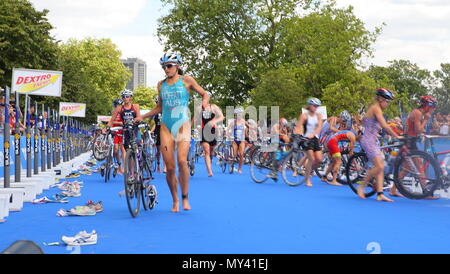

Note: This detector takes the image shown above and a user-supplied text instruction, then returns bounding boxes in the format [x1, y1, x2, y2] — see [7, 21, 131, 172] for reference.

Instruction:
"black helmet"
[376, 88, 395, 100]
[113, 98, 123, 108]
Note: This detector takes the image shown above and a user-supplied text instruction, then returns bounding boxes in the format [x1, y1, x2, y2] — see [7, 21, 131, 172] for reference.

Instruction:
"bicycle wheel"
[189, 155, 195, 176]
[282, 151, 306, 186]
[104, 156, 111, 183]
[124, 149, 141, 217]
[394, 150, 442, 199]
[228, 147, 235, 174]
[222, 147, 229, 173]
[336, 154, 350, 185]
[346, 152, 376, 198]
[315, 152, 331, 179]
[151, 146, 158, 173]
[250, 157, 270, 184]
[141, 160, 153, 211]
[93, 135, 108, 161]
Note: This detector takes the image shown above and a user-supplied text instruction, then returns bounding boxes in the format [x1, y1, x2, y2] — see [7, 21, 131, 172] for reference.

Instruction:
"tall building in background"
[121, 58, 147, 90]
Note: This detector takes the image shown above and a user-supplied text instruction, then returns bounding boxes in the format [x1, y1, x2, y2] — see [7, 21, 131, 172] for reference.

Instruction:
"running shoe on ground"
[62, 230, 97, 246]
[86, 201, 103, 213]
[33, 195, 69, 204]
[69, 206, 96, 216]
[66, 173, 80, 179]
[144, 185, 158, 210]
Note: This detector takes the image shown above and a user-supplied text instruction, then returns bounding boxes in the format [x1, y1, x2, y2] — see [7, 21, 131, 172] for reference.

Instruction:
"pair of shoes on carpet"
[33, 194, 69, 204]
[66, 172, 80, 179]
[62, 230, 97, 246]
[57, 201, 103, 216]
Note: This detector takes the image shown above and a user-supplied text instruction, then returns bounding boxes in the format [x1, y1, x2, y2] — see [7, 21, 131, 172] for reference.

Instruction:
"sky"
[29, 0, 450, 87]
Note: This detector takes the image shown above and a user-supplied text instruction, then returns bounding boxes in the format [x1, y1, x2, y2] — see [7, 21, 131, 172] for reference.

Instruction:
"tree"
[0, 0, 58, 87]
[273, 3, 381, 98]
[368, 60, 433, 114]
[158, 0, 380, 110]
[38, 38, 131, 123]
[249, 65, 310, 119]
[158, 0, 313, 106]
[321, 69, 399, 117]
[133, 86, 158, 110]
[433, 64, 450, 114]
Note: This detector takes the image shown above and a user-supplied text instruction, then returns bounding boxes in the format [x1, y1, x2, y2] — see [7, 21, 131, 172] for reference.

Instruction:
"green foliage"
[368, 60, 433, 113]
[249, 65, 310, 119]
[133, 86, 158, 110]
[0, 0, 58, 86]
[433, 64, 450, 114]
[38, 38, 131, 122]
[158, 0, 381, 111]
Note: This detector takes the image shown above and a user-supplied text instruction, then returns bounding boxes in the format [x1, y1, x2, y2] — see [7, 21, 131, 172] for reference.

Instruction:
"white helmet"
[159, 53, 183, 66]
[307, 97, 321, 106]
[121, 89, 133, 97]
[234, 107, 244, 114]
[340, 110, 351, 121]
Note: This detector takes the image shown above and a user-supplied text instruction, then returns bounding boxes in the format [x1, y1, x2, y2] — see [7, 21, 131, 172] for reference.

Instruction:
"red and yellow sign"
[59, 102, 86, 117]
[12, 68, 62, 97]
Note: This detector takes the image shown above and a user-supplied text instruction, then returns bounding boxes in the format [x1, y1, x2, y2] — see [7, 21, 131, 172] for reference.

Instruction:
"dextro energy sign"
[12, 68, 63, 97]
[59, 102, 86, 117]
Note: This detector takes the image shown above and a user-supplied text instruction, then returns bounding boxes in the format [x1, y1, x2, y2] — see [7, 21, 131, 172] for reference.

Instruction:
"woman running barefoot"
[139, 53, 209, 212]
[227, 107, 249, 174]
[293, 98, 324, 187]
[358, 88, 399, 202]
[195, 103, 224, 177]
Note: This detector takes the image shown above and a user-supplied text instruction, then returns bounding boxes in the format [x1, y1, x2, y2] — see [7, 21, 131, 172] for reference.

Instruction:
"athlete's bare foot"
[376, 194, 394, 202]
[208, 173, 213, 177]
[424, 195, 440, 200]
[238, 169, 242, 174]
[357, 184, 366, 199]
[320, 176, 328, 183]
[118, 166, 124, 175]
[171, 200, 180, 213]
[305, 180, 313, 187]
[388, 191, 404, 198]
[182, 197, 191, 211]
[328, 181, 343, 186]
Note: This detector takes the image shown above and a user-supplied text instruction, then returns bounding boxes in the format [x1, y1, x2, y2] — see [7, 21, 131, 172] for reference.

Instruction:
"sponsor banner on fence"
[12, 68, 62, 97]
[302, 106, 327, 120]
[97, 116, 111, 124]
[59, 102, 86, 117]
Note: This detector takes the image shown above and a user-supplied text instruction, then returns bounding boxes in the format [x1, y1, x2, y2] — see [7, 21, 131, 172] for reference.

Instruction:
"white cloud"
[31, 0, 147, 38]
[336, 0, 450, 71]
[29, 0, 164, 86]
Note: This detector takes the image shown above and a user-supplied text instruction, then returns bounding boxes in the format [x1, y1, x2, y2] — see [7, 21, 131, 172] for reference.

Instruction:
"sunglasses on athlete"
[122, 95, 131, 99]
[162, 64, 176, 70]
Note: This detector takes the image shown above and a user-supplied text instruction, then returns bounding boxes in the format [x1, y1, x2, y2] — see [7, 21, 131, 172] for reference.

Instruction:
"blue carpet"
[0, 139, 449, 254]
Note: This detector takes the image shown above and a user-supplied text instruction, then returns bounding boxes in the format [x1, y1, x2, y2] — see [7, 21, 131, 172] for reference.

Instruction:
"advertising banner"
[59, 102, 86, 117]
[12, 68, 63, 97]
[97, 116, 111, 124]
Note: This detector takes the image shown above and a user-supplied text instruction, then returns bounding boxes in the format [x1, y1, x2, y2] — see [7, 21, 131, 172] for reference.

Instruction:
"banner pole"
[46, 106, 51, 170]
[14, 91, 20, 182]
[41, 104, 46, 172]
[4, 87, 11, 188]
[52, 109, 56, 168]
[26, 96, 31, 177]
[33, 100, 39, 174]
